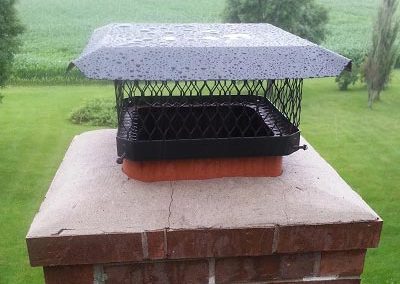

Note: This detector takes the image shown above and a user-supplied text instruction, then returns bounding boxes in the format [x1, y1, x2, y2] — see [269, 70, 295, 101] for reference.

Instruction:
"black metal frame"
[115, 79, 303, 161]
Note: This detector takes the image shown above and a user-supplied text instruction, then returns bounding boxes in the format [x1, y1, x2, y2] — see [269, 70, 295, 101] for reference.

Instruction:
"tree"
[223, 0, 329, 44]
[0, 0, 24, 102]
[364, 0, 399, 108]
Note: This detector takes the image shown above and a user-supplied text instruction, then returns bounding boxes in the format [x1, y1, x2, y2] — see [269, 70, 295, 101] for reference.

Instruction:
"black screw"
[293, 144, 308, 151]
[116, 153, 126, 164]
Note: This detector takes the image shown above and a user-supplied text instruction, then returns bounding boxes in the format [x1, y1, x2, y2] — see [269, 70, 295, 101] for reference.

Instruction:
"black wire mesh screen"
[115, 79, 302, 143]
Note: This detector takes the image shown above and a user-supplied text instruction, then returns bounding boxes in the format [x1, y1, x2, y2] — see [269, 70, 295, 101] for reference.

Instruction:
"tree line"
[224, 0, 399, 108]
[0, 0, 398, 108]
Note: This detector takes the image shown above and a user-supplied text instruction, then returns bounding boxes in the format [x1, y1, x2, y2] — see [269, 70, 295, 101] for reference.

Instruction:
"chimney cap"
[70, 23, 351, 81]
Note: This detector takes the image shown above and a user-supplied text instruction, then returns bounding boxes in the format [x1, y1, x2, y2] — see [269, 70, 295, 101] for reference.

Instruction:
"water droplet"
[162, 36, 176, 42]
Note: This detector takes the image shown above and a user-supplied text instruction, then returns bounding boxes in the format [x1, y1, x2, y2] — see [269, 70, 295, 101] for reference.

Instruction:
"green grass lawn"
[0, 75, 399, 283]
[14, 0, 379, 82]
[302, 78, 400, 284]
[0, 85, 108, 284]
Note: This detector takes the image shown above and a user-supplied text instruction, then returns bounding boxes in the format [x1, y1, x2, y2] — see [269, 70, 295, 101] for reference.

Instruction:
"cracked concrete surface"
[27, 129, 380, 239]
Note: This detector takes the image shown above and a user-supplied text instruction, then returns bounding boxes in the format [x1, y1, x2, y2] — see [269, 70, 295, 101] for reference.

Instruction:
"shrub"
[222, 0, 329, 44]
[70, 98, 117, 127]
[335, 50, 366, 91]
[335, 69, 359, 91]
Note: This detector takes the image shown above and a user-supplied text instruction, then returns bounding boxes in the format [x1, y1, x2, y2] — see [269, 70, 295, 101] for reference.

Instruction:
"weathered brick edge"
[27, 220, 382, 267]
[44, 265, 362, 284]
[43, 256, 364, 284]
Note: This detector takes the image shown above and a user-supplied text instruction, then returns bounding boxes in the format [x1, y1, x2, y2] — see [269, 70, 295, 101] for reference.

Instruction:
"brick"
[215, 256, 280, 283]
[43, 265, 93, 284]
[105, 265, 140, 283]
[277, 221, 382, 253]
[280, 253, 318, 279]
[282, 280, 360, 284]
[167, 227, 274, 259]
[145, 231, 165, 259]
[27, 233, 143, 267]
[320, 250, 366, 276]
[104, 259, 209, 284]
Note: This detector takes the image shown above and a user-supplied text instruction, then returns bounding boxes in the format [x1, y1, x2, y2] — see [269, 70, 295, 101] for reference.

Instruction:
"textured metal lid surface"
[70, 23, 351, 81]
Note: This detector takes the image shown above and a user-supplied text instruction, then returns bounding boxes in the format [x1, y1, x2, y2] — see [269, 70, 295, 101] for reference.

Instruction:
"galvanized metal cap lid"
[70, 23, 351, 81]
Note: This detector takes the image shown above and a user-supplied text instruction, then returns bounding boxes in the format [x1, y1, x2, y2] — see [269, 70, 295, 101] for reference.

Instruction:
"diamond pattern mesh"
[115, 79, 303, 142]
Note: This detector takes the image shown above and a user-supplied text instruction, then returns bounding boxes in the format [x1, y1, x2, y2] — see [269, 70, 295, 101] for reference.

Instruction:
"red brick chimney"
[26, 130, 382, 283]
[27, 24, 380, 283]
